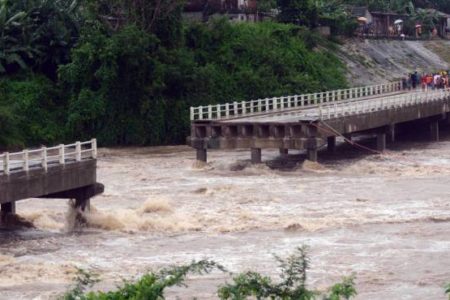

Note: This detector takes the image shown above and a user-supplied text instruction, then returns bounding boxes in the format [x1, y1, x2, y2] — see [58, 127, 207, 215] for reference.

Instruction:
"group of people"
[402, 71, 450, 90]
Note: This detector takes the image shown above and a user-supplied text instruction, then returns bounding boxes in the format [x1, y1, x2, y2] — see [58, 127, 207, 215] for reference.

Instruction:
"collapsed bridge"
[0, 139, 103, 216]
[188, 82, 450, 163]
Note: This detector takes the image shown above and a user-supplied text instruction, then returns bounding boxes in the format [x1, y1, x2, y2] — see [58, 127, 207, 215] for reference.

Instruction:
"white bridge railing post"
[91, 138, 98, 159]
[23, 150, 29, 172]
[75, 141, 82, 162]
[4, 153, 10, 175]
[59, 144, 65, 164]
[41, 147, 48, 172]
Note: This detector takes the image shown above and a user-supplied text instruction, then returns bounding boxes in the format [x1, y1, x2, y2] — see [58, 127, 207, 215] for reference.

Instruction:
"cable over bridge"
[188, 81, 450, 164]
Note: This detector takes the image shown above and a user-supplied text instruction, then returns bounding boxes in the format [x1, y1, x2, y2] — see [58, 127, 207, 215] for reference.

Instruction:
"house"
[423, 9, 449, 38]
[370, 11, 409, 37]
[183, 0, 259, 22]
[350, 6, 373, 24]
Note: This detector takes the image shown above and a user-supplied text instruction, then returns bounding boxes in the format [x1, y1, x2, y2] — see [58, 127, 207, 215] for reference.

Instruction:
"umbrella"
[394, 19, 403, 24]
[357, 17, 368, 23]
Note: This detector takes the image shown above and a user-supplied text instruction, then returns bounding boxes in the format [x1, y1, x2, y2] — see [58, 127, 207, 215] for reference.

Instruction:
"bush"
[218, 246, 356, 300]
[0, 74, 63, 148]
[60, 20, 347, 146]
[62, 247, 356, 300]
[62, 260, 224, 300]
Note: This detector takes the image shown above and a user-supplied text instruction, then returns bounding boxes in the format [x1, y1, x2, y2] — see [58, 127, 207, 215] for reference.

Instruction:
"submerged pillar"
[388, 124, 396, 143]
[1, 202, 16, 215]
[327, 136, 336, 153]
[376, 132, 387, 152]
[196, 148, 207, 163]
[279, 148, 288, 158]
[307, 148, 318, 162]
[251, 148, 262, 164]
[75, 198, 90, 212]
[430, 121, 439, 141]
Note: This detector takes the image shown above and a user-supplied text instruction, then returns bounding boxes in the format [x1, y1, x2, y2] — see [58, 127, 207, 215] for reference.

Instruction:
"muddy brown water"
[0, 132, 450, 299]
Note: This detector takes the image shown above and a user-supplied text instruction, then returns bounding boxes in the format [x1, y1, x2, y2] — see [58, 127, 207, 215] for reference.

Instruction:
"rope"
[308, 120, 382, 155]
[308, 120, 426, 166]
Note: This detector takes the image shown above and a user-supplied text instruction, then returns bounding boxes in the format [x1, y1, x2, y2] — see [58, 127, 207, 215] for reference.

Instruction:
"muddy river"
[0, 130, 449, 299]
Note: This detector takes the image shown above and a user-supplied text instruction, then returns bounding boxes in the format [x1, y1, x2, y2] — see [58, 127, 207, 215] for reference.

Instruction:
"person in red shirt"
[421, 74, 427, 90]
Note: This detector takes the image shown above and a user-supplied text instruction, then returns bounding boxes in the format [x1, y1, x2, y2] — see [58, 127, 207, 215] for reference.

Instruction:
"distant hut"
[350, 6, 373, 24]
[370, 11, 409, 37]
[423, 9, 449, 38]
[348, 6, 373, 36]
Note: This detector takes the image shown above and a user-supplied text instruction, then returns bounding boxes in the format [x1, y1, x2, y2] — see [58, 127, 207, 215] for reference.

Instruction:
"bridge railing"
[190, 81, 402, 121]
[0, 139, 97, 175]
[316, 88, 450, 120]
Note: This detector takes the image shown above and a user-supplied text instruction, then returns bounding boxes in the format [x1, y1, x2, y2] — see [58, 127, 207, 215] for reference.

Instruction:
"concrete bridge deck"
[0, 139, 103, 216]
[188, 81, 450, 163]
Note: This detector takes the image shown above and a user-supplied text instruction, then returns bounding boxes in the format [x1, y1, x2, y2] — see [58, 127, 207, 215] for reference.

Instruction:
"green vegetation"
[62, 247, 357, 300]
[446, 283, 450, 300]
[0, 0, 347, 148]
[218, 246, 356, 300]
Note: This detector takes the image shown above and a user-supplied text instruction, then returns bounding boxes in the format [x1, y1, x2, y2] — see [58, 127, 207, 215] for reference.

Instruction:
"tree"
[277, 0, 318, 28]
[84, 0, 184, 47]
[0, 0, 81, 78]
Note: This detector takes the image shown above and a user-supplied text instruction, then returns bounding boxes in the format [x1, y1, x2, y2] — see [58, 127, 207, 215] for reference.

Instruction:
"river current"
[1, 130, 450, 299]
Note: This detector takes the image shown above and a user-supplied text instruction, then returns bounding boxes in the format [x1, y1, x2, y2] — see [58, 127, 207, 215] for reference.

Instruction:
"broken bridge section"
[0, 139, 104, 216]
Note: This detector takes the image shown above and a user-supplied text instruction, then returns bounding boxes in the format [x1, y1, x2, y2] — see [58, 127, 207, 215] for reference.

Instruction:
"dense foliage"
[59, 21, 346, 145]
[218, 246, 357, 300]
[0, 0, 347, 148]
[0, 0, 81, 78]
[63, 247, 357, 300]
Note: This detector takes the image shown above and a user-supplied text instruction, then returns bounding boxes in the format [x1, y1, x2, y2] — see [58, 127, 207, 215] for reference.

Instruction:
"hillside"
[338, 39, 450, 86]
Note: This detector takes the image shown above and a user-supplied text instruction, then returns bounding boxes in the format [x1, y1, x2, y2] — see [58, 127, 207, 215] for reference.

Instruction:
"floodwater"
[1, 129, 450, 299]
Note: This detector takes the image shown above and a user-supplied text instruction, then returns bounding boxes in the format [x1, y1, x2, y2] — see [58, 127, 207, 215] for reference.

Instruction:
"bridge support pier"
[430, 121, 439, 141]
[388, 124, 396, 143]
[196, 148, 207, 163]
[75, 198, 90, 212]
[327, 136, 336, 153]
[1, 202, 16, 215]
[279, 148, 289, 158]
[307, 148, 318, 162]
[376, 132, 387, 152]
[251, 148, 262, 164]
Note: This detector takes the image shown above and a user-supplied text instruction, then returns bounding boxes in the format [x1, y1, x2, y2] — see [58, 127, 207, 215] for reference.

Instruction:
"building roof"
[350, 6, 369, 17]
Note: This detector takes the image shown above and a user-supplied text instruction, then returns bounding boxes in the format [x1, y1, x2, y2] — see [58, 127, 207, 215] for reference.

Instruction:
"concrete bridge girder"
[0, 159, 103, 216]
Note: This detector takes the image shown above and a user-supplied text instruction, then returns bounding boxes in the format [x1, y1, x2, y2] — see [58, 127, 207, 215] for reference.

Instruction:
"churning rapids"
[1, 129, 450, 299]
